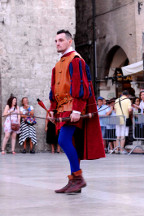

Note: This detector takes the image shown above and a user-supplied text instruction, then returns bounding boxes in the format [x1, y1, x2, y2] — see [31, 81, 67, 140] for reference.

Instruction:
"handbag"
[119, 99, 132, 127]
[11, 123, 20, 131]
[10, 110, 20, 131]
[126, 117, 132, 127]
[24, 116, 37, 125]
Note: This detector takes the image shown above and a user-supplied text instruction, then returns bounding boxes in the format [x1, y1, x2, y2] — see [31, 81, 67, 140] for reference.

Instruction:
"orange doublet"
[54, 51, 81, 113]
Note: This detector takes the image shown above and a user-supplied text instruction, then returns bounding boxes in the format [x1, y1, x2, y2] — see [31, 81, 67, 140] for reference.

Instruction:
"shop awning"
[121, 61, 143, 76]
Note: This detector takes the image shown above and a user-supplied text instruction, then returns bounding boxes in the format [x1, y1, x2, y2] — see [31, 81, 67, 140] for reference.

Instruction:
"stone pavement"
[0, 153, 144, 216]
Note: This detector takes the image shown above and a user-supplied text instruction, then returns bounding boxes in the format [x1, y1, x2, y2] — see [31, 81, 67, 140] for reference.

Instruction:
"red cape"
[83, 82, 106, 160]
[55, 82, 105, 160]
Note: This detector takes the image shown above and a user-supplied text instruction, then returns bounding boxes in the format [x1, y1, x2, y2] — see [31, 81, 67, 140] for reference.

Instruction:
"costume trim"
[79, 60, 84, 98]
[85, 64, 92, 97]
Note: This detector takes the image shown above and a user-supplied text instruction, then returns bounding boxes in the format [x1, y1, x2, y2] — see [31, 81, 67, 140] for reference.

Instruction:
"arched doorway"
[103, 46, 132, 98]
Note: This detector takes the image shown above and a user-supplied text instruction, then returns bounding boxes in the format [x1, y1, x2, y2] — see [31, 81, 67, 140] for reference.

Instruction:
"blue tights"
[58, 125, 80, 174]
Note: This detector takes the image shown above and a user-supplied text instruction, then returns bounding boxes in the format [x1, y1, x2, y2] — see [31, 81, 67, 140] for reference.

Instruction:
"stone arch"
[101, 45, 131, 99]
[105, 45, 129, 76]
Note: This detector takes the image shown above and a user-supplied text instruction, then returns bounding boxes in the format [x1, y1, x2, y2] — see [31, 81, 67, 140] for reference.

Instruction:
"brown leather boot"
[55, 175, 74, 193]
[65, 169, 87, 193]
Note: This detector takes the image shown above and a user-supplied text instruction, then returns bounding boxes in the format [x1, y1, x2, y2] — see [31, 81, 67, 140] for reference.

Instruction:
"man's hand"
[70, 112, 81, 122]
[48, 111, 54, 118]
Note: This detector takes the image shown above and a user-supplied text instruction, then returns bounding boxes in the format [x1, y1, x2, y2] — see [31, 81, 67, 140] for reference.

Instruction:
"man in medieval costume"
[49, 29, 105, 194]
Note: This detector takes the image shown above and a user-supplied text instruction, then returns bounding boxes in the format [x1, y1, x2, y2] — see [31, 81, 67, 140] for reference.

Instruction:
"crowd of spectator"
[97, 89, 144, 154]
[2, 90, 144, 155]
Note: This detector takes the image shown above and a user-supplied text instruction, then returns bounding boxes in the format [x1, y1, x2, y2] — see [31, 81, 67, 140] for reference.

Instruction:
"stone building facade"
[75, 0, 144, 99]
[0, 0, 75, 150]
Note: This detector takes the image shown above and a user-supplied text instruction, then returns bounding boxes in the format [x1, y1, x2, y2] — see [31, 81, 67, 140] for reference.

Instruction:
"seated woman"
[19, 97, 37, 153]
[1, 96, 20, 154]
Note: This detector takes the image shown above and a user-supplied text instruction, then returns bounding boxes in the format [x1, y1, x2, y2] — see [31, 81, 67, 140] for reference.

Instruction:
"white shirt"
[139, 100, 144, 113]
[20, 105, 34, 114]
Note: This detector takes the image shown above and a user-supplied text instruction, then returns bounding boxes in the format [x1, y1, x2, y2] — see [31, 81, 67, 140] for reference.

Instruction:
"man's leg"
[58, 125, 80, 174]
[115, 125, 121, 153]
[55, 125, 86, 193]
[120, 137, 125, 150]
[101, 126, 106, 151]
[120, 126, 128, 153]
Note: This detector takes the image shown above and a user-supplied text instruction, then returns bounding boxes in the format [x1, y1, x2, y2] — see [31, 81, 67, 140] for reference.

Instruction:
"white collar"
[61, 47, 74, 57]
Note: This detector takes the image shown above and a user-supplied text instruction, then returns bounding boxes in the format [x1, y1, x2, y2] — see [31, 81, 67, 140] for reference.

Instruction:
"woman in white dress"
[1, 96, 20, 155]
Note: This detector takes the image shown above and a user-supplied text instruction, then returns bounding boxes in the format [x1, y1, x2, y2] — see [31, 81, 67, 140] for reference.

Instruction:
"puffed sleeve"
[49, 67, 57, 111]
[69, 57, 92, 112]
